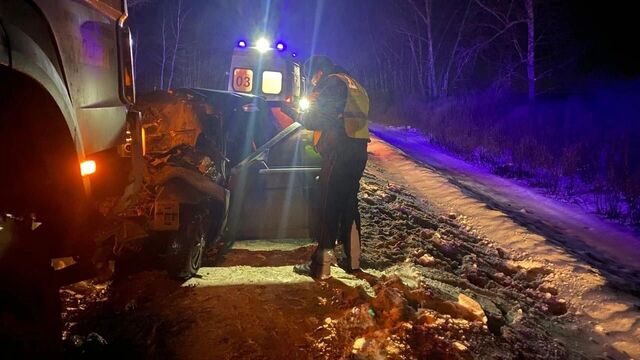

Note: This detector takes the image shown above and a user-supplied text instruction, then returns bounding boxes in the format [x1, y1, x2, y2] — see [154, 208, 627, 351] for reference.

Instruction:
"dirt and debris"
[60, 150, 631, 359]
[306, 169, 582, 360]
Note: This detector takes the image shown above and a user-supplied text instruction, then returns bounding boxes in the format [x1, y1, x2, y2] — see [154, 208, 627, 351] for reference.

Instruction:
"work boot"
[337, 257, 361, 274]
[293, 249, 333, 280]
[340, 220, 362, 273]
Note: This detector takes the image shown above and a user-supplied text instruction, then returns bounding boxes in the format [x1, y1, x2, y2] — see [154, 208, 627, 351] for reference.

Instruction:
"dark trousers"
[314, 141, 368, 268]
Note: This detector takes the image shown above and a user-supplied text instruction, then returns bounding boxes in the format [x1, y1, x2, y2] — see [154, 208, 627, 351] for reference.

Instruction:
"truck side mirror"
[117, 23, 135, 104]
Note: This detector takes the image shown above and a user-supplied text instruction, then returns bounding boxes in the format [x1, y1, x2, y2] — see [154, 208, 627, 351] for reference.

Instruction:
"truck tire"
[1, 69, 77, 356]
[0, 218, 62, 357]
[166, 207, 208, 280]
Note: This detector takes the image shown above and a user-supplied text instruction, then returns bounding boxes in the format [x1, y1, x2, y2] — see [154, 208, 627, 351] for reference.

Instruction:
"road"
[61, 133, 640, 359]
[369, 125, 640, 359]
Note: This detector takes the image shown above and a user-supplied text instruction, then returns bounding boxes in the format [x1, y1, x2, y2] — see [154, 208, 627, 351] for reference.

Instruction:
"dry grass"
[371, 83, 640, 226]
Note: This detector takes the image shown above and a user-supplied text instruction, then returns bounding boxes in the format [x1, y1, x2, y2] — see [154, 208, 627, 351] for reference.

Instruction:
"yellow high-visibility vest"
[313, 73, 370, 145]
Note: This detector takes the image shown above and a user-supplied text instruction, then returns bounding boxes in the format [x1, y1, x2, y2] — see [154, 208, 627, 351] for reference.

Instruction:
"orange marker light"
[80, 160, 96, 176]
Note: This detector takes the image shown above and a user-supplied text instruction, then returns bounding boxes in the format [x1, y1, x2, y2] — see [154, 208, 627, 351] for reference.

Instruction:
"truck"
[0, 0, 138, 353]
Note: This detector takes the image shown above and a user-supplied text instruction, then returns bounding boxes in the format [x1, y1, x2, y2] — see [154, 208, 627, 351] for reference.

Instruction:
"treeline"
[348, 0, 576, 101]
[128, 0, 273, 91]
[354, 1, 640, 226]
[375, 85, 640, 226]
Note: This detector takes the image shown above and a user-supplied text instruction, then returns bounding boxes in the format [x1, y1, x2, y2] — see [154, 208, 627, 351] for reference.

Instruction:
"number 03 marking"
[233, 68, 253, 92]
[236, 76, 250, 87]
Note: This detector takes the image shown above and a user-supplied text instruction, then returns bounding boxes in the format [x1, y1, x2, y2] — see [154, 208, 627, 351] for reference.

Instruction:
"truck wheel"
[0, 217, 61, 357]
[167, 208, 207, 280]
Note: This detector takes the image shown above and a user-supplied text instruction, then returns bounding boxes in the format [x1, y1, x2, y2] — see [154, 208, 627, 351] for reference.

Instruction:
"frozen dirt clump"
[310, 275, 483, 360]
[348, 165, 584, 359]
[309, 266, 577, 359]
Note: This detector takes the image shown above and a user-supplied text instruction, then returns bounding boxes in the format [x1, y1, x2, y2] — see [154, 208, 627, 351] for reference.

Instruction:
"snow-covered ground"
[61, 128, 640, 359]
[371, 124, 640, 278]
[369, 125, 640, 358]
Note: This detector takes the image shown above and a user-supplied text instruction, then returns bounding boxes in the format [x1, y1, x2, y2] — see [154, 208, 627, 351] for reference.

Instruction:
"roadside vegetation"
[371, 83, 640, 228]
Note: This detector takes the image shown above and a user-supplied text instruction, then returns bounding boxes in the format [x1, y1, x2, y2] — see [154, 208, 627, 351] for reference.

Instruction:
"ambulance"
[228, 38, 307, 130]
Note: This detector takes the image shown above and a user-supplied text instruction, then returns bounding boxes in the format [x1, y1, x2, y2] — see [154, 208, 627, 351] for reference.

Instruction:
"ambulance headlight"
[299, 97, 311, 111]
[256, 38, 270, 53]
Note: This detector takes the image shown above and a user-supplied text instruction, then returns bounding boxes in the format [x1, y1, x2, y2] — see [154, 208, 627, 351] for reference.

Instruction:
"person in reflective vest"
[290, 55, 370, 279]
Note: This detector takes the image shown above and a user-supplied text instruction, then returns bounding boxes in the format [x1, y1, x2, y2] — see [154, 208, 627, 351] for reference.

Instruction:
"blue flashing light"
[292, 52, 297, 58]
[237, 40, 247, 48]
[276, 42, 286, 52]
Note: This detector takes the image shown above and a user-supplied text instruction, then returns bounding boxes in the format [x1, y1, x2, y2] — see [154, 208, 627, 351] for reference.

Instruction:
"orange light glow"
[80, 160, 96, 176]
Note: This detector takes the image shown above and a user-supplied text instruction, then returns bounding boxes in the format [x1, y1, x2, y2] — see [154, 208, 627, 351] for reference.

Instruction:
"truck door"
[33, 0, 131, 155]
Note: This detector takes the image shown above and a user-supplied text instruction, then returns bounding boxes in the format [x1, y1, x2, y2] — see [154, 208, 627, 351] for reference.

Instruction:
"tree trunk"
[167, 0, 183, 90]
[424, 0, 437, 98]
[408, 35, 425, 97]
[525, 0, 535, 101]
[442, 0, 471, 96]
[160, 16, 166, 90]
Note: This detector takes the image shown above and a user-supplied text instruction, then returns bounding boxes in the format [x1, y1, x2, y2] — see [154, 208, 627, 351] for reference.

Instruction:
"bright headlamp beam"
[299, 97, 311, 111]
[255, 38, 271, 53]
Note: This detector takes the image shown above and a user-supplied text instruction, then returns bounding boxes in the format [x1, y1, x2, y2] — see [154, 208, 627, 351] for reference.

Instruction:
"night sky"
[566, 1, 639, 78]
[129, 0, 639, 92]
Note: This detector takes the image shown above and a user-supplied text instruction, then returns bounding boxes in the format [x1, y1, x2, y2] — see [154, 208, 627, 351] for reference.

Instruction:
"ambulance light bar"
[255, 38, 270, 53]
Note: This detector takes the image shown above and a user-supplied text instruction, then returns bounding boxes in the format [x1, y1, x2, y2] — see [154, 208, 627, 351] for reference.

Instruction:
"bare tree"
[127, 0, 154, 87]
[441, 0, 471, 94]
[166, 0, 188, 90]
[525, 0, 535, 101]
[472, 0, 537, 99]
[403, 0, 476, 98]
[160, 14, 167, 89]
[423, 0, 437, 97]
[382, 0, 544, 99]
[406, 0, 437, 97]
[154, 0, 189, 90]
